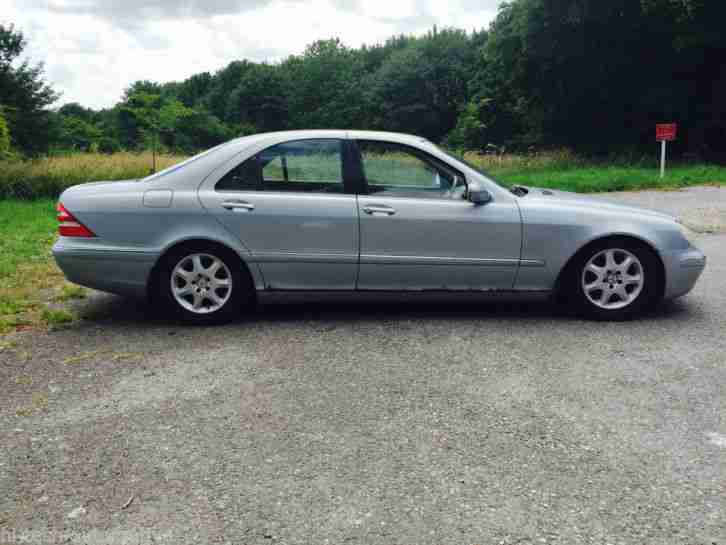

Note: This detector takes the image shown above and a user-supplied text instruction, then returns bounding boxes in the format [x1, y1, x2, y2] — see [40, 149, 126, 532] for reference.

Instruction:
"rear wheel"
[156, 244, 254, 324]
[567, 239, 661, 320]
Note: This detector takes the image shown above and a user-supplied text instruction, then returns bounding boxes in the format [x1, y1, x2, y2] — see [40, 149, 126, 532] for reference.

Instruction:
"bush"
[98, 137, 122, 154]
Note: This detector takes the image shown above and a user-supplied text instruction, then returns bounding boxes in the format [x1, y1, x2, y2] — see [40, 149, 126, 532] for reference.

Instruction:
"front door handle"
[222, 200, 255, 211]
[362, 205, 396, 216]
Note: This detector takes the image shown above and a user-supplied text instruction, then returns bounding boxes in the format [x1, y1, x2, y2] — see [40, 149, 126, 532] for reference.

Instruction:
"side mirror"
[468, 182, 492, 205]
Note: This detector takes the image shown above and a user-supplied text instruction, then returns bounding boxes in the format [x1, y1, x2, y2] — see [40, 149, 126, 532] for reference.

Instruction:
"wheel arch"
[147, 237, 258, 302]
[554, 234, 666, 301]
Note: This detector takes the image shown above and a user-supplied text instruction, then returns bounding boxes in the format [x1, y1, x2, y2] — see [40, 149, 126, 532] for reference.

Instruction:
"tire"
[155, 243, 254, 325]
[565, 239, 661, 321]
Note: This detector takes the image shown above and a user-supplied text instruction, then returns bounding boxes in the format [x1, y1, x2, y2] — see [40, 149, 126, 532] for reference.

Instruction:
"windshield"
[142, 141, 231, 182]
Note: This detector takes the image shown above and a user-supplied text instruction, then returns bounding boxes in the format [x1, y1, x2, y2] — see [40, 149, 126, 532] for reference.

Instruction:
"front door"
[199, 138, 359, 290]
[354, 140, 522, 291]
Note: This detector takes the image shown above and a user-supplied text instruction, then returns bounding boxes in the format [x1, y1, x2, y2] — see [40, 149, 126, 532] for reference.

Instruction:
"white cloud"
[3, 0, 503, 109]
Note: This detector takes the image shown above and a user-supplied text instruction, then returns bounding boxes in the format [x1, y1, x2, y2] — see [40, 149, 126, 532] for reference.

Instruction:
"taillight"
[56, 202, 96, 238]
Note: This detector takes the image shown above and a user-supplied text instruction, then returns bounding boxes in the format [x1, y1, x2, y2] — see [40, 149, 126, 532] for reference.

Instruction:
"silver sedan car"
[53, 130, 706, 323]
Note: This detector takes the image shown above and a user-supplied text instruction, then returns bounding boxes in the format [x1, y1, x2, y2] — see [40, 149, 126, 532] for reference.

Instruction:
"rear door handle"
[222, 200, 255, 211]
[362, 205, 396, 216]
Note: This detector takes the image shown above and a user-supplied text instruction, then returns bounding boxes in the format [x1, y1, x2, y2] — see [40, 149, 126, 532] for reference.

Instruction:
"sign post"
[656, 123, 677, 179]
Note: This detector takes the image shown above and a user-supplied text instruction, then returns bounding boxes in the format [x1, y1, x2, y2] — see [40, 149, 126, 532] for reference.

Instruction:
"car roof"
[346, 130, 432, 146]
[228, 129, 432, 147]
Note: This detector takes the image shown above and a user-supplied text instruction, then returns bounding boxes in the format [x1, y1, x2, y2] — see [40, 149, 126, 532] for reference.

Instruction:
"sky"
[4, 0, 503, 110]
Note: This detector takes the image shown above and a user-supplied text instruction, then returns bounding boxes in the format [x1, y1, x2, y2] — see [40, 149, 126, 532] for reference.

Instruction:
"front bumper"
[52, 238, 158, 298]
[662, 246, 707, 300]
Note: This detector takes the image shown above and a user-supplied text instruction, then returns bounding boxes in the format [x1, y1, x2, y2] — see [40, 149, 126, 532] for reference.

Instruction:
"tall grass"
[462, 148, 586, 173]
[1, 149, 725, 200]
[0, 152, 185, 199]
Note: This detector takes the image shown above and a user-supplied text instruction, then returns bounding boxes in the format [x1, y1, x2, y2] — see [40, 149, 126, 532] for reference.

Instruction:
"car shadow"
[72, 290, 695, 330]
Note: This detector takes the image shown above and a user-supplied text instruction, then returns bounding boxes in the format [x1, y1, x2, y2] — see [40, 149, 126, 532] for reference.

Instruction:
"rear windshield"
[142, 142, 231, 182]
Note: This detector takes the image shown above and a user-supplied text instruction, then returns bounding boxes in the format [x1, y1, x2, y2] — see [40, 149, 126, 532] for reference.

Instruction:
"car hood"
[523, 187, 676, 222]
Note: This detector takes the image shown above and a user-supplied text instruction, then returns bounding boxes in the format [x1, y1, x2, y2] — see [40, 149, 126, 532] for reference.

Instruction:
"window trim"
[215, 138, 357, 195]
[350, 139, 467, 198]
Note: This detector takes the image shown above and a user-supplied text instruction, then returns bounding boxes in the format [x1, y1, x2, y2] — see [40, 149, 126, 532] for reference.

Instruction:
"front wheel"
[157, 244, 253, 324]
[570, 240, 661, 320]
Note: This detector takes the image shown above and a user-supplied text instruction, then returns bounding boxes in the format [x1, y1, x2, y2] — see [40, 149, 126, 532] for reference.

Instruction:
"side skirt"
[257, 289, 552, 306]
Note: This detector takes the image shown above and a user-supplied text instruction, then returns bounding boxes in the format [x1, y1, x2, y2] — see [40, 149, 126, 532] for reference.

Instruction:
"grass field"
[462, 150, 726, 192]
[0, 200, 73, 333]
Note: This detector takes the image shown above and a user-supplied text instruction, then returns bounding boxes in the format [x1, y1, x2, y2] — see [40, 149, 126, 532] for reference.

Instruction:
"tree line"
[2, 0, 725, 159]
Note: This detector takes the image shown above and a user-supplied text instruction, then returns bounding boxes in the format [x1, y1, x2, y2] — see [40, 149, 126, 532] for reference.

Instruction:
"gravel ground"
[597, 185, 726, 233]
[1, 189, 725, 545]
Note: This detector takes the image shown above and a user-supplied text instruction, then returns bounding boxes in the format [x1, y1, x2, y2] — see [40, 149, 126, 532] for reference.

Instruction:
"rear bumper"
[52, 239, 158, 298]
[662, 246, 707, 300]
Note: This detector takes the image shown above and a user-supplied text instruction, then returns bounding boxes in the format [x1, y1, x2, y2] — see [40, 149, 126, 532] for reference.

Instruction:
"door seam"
[355, 194, 362, 290]
[512, 199, 525, 290]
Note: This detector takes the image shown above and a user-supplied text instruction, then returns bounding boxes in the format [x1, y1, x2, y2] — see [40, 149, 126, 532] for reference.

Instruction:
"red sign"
[656, 123, 677, 141]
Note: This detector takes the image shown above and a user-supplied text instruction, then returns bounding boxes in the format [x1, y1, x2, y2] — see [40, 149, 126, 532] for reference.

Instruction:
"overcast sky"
[4, 0, 503, 110]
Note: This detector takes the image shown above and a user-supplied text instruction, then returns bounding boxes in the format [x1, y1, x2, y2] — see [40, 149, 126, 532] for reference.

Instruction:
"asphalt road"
[2, 188, 725, 544]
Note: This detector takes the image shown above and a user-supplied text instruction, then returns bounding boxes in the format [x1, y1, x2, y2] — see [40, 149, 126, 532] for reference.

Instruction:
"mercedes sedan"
[53, 130, 706, 323]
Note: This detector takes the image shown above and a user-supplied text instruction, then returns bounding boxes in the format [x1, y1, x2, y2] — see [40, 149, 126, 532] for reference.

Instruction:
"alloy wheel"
[581, 248, 645, 310]
[171, 253, 233, 314]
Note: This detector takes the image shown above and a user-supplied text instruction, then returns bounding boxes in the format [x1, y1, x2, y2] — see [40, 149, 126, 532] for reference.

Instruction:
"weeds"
[14, 374, 32, 386]
[41, 308, 74, 327]
[0, 339, 18, 352]
[63, 349, 142, 365]
[62, 349, 105, 365]
[56, 284, 86, 301]
[16, 391, 49, 417]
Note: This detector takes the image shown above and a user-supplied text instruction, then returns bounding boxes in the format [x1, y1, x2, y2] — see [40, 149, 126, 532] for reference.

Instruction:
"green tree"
[22, 8, 726, 158]
[204, 61, 254, 122]
[474, 0, 726, 155]
[117, 89, 159, 150]
[368, 29, 474, 141]
[176, 72, 213, 108]
[174, 110, 233, 152]
[119, 86, 231, 155]
[284, 39, 365, 129]
[57, 115, 102, 151]
[157, 98, 195, 150]
[57, 102, 95, 121]
[227, 63, 289, 132]
[0, 24, 59, 155]
[53, 102, 106, 151]
[0, 107, 11, 156]
[445, 99, 492, 150]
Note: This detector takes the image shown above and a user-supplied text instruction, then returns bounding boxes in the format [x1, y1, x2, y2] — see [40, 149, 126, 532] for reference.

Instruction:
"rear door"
[199, 138, 359, 290]
[354, 139, 522, 291]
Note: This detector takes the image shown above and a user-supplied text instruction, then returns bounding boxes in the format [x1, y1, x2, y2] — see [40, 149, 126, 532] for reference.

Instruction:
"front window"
[358, 140, 464, 199]
[434, 145, 509, 189]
